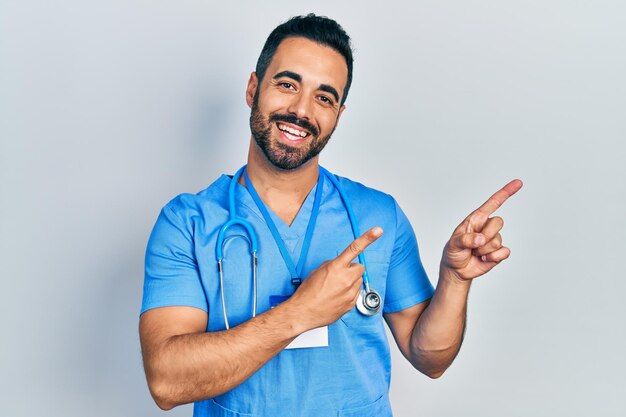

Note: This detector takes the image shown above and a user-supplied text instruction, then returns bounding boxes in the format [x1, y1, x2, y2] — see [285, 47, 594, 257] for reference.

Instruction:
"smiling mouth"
[277, 122, 310, 141]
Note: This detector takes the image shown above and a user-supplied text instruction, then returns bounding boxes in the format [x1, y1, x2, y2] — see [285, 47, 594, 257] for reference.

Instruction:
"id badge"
[270, 295, 328, 349]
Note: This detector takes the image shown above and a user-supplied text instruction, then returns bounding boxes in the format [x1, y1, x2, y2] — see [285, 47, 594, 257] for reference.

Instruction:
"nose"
[286, 92, 313, 120]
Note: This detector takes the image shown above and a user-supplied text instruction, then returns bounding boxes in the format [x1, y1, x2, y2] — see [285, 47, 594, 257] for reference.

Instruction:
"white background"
[1, 1, 625, 416]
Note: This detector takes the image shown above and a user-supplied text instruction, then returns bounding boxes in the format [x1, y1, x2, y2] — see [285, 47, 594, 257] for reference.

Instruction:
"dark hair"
[255, 14, 354, 105]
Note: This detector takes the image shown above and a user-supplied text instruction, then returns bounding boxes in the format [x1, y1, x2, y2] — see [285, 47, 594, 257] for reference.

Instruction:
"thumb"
[449, 232, 486, 252]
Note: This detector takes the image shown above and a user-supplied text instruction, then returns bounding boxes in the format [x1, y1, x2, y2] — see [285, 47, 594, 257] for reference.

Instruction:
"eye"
[279, 82, 295, 90]
[318, 95, 335, 106]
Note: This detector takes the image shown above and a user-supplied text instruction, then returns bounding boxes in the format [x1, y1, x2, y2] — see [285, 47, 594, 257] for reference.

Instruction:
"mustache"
[269, 113, 319, 137]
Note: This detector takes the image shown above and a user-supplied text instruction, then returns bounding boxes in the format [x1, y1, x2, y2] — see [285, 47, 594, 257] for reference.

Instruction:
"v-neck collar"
[228, 175, 326, 241]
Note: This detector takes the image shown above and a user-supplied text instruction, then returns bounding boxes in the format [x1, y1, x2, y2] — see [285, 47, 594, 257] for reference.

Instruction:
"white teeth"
[278, 123, 308, 138]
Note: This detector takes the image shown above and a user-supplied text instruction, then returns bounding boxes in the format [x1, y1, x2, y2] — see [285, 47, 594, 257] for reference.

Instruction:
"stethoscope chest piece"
[218, 165, 384, 325]
[356, 288, 382, 316]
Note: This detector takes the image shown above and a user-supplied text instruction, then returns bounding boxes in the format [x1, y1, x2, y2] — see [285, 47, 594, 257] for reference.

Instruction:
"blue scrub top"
[141, 170, 435, 417]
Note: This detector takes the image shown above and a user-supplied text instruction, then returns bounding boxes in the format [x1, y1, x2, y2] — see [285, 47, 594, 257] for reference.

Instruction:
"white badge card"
[270, 295, 328, 349]
[286, 326, 328, 349]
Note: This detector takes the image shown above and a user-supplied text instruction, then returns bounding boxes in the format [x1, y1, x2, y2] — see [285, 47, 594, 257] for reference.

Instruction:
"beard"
[250, 98, 336, 170]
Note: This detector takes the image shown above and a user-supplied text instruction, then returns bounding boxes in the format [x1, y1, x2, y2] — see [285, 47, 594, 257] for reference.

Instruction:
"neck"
[243, 139, 320, 226]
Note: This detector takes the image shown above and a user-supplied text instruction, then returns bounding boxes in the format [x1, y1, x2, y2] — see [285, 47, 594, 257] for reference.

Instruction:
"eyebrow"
[272, 70, 341, 103]
[319, 84, 340, 103]
[273, 70, 302, 83]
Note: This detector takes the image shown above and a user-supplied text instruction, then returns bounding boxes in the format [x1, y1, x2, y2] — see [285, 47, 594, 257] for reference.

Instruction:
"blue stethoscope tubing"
[318, 167, 382, 317]
[216, 165, 258, 329]
[215, 165, 381, 329]
[318, 167, 371, 292]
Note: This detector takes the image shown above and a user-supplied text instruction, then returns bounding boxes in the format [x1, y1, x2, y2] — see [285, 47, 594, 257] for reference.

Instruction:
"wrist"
[274, 297, 313, 336]
[439, 265, 472, 290]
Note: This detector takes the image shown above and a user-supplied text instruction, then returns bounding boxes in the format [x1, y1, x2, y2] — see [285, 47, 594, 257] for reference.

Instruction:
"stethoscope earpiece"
[356, 288, 382, 316]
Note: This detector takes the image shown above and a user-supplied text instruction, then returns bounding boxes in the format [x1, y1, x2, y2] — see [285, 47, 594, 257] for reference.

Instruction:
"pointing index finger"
[473, 179, 523, 218]
[337, 227, 384, 265]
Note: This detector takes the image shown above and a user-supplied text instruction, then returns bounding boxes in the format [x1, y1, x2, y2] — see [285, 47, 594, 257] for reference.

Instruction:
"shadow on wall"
[61, 92, 242, 415]
[191, 90, 251, 183]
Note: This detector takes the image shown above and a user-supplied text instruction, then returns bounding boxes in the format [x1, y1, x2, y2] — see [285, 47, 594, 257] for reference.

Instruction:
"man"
[139, 14, 522, 416]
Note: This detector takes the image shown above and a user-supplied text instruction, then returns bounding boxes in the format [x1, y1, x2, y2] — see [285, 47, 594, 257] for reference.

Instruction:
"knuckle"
[495, 248, 510, 263]
[475, 245, 486, 254]
[349, 242, 362, 255]
[464, 234, 477, 247]
[493, 216, 504, 228]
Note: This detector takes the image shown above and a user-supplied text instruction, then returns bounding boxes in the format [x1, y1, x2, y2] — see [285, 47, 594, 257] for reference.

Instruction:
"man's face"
[247, 37, 347, 170]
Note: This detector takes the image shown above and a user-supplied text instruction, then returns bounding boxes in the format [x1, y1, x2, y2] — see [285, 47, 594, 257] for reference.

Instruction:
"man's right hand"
[288, 226, 384, 330]
[140, 227, 383, 408]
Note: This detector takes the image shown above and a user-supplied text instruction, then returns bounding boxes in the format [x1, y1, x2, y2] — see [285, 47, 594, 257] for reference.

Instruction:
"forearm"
[145, 302, 305, 409]
[143, 228, 383, 409]
[409, 266, 471, 378]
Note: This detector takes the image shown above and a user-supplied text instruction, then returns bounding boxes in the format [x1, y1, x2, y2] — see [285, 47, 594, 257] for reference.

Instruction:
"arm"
[140, 227, 383, 410]
[385, 179, 523, 378]
[385, 268, 469, 378]
[140, 303, 303, 410]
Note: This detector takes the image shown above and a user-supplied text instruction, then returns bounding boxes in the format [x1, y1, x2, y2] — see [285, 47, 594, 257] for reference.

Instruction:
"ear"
[335, 104, 346, 125]
[246, 72, 258, 108]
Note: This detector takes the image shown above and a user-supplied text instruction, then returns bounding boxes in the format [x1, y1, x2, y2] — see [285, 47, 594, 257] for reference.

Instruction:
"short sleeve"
[140, 204, 208, 315]
[383, 200, 435, 313]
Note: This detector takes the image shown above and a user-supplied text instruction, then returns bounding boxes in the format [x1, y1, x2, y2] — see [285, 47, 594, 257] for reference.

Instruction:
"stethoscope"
[216, 165, 381, 329]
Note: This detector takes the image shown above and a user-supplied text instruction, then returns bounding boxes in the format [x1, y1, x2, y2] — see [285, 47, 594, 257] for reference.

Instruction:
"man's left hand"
[442, 179, 523, 281]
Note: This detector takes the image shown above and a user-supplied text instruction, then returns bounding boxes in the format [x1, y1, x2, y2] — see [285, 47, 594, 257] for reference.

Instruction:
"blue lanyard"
[243, 167, 325, 288]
